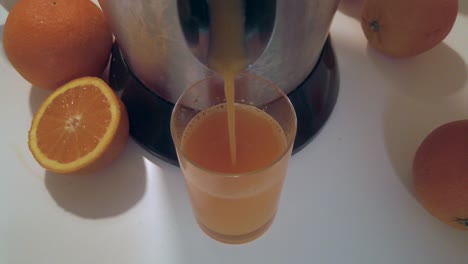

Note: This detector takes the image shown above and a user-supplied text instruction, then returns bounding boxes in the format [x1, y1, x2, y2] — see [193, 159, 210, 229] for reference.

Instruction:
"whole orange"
[361, 0, 458, 58]
[413, 120, 468, 231]
[3, 0, 113, 90]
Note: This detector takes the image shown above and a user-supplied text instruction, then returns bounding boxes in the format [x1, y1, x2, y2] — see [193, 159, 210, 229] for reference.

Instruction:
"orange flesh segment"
[35, 85, 111, 163]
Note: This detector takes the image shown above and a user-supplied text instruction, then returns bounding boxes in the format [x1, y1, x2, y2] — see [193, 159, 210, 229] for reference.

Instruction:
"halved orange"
[28, 77, 129, 174]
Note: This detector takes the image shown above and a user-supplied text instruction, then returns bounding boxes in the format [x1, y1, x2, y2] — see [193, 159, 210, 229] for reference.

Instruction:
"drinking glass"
[170, 73, 297, 244]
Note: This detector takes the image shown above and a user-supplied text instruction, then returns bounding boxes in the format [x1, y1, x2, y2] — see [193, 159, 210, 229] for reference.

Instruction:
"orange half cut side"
[28, 77, 129, 174]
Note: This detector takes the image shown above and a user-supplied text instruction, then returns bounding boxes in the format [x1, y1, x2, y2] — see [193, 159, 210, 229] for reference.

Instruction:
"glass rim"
[170, 72, 297, 178]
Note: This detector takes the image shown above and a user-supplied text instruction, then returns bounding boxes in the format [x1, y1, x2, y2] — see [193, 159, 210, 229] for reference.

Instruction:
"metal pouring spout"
[177, 0, 276, 72]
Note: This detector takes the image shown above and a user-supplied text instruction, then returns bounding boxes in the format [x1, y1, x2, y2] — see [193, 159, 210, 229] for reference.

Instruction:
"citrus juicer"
[98, 0, 340, 165]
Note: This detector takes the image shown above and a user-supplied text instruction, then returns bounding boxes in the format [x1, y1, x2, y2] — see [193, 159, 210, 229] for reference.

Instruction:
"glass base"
[196, 215, 275, 244]
[109, 37, 340, 166]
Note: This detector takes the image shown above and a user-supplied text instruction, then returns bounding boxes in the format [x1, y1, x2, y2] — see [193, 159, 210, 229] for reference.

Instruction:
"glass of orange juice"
[170, 73, 297, 244]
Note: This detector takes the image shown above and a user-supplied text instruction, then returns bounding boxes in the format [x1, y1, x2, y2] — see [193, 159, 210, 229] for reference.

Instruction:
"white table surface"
[1, 1, 468, 263]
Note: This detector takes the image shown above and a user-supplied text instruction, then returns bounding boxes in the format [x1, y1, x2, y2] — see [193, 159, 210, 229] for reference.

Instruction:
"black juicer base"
[109, 37, 339, 166]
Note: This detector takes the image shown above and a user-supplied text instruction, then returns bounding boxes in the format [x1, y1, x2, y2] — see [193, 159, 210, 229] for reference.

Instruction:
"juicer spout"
[177, 0, 276, 71]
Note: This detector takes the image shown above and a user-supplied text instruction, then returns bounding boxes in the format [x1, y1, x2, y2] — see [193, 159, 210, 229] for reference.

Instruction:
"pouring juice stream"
[175, 1, 294, 243]
[208, 0, 247, 165]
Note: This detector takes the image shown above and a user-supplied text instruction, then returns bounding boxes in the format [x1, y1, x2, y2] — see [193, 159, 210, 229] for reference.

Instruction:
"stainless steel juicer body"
[98, 0, 339, 103]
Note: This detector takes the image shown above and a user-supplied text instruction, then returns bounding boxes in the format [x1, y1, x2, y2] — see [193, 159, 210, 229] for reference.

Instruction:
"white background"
[1, 1, 468, 263]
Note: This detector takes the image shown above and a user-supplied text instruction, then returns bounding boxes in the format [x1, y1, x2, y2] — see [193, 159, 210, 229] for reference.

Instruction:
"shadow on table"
[29, 86, 51, 113]
[369, 43, 468, 195]
[368, 42, 467, 103]
[0, 0, 16, 12]
[44, 140, 147, 219]
[460, 1, 468, 15]
[0, 25, 5, 60]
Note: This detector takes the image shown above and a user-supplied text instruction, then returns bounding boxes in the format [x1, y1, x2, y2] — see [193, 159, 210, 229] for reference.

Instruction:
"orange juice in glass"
[171, 73, 297, 244]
